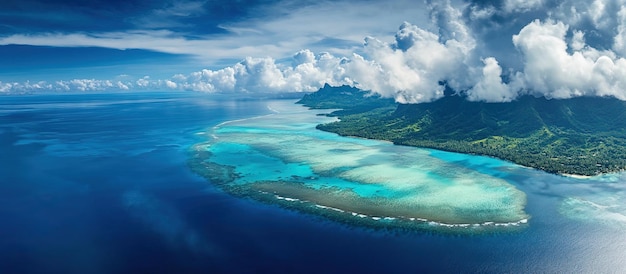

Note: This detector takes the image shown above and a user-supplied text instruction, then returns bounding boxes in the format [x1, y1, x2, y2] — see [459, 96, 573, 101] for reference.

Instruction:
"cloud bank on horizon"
[4, 0, 626, 103]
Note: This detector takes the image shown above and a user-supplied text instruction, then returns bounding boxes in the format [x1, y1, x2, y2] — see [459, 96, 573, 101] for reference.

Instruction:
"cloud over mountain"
[6, 0, 626, 104]
[165, 1, 481, 103]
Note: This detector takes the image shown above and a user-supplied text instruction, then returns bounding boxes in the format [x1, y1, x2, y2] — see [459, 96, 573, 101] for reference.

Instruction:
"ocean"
[1, 91, 625, 273]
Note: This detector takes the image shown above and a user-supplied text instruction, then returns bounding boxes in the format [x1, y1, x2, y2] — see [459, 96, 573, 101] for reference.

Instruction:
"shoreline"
[560, 173, 595, 179]
[189, 101, 531, 234]
[314, 121, 623, 178]
[298, 85, 626, 177]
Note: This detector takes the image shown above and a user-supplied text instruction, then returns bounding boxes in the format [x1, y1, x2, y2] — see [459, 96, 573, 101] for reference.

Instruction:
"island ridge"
[298, 84, 626, 176]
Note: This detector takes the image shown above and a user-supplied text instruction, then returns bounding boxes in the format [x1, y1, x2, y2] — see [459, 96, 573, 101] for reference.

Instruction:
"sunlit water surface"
[1, 92, 625, 273]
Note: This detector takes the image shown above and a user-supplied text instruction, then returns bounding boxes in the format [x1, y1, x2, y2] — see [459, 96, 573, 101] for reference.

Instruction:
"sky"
[3, 0, 626, 103]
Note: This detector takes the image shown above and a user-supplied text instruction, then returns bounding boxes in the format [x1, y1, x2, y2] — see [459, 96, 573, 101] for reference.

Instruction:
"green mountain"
[297, 85, 626, 176]
[297, 83, 395, 111]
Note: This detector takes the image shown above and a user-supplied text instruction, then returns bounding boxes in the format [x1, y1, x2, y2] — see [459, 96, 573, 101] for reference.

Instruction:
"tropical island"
[188, 98, 530, 232]
[298, 84, 626, 176]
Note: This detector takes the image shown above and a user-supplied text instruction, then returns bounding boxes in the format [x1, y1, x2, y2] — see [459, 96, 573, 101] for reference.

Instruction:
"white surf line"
[266, 104, 280, 114]
[275, 194, 300, 202]
[267, 192, 529, 228]
[209, 103, 282, 140]
[315, 204, 346, 213]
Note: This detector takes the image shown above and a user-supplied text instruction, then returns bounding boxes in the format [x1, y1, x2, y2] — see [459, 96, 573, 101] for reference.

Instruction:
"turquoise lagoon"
[192, 100, 626, 233]
[4, 93, 626, 272]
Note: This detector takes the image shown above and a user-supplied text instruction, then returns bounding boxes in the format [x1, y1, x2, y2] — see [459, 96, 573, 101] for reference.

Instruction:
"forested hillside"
[299, 85, 626, 175]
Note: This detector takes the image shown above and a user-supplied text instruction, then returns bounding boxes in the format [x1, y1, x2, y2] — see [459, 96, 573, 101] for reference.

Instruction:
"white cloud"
[613, 6, 626, 56]
[166, 50, 351, 93]
[512, 19, 626, 100]
[165, 80, 178, 89]
[0, 30, 276, 62]
[551, 0, 626, 38]
[467, 57, 516, 102]
[588, 0, 613, 30]
[346, 25, 464, 103]
[0, 2, 495, 102]
[429, 0, 474, 47]
[503, 0, 543, 13]
[0, 79, 140, 93]
[0, 82, 14, 93]
[131, 1, 207, 29]
[342, 1, 478, 103]
[9, 1, 626, 103]
[571, 30, 586, 51]
[468, 4, 496, 21]
[0, 0, 431, 64]
[136, 76, 151, 87]
[302, 1, 469, 103]
[116, 81, 130, 90]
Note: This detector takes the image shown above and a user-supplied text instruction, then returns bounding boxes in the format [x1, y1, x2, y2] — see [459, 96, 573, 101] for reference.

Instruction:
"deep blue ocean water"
[1, 92, 625, 273]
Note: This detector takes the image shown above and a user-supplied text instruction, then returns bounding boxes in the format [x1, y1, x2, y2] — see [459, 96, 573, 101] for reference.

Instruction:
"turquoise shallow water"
[2, 93, 626, 272]
[209, 141, 397, 198]
[193, 100, 626, 268]
[197, 100, 626, 231]
[199, 101, 530, 228]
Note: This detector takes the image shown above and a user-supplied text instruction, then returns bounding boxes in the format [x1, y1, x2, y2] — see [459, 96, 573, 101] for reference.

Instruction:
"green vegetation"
[297, 83, 396, 112]
[298, 85, 626, 176]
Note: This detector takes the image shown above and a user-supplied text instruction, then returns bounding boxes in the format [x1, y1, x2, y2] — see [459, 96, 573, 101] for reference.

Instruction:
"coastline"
[298, 85, 626, 177]
[560, 173, 595, 179]
[313, 115, 623, 177]
[189, 101, 531, 233]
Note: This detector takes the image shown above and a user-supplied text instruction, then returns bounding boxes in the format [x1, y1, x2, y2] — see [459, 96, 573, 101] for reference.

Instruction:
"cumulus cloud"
[0, 79, 139, 93]
[613, 5, 626, 55]
[162, 1, 478, 103]
[503, 0, 543, 13]
[165, 49, 351, 93]
[341, 1, 479, 103]
[467, 57, 517, 102]
[345, 24, 469, 103]
[348, 1, 626, 103]
[512, 19, 626, 99]
[0, 82, 10, 93]
[136, 76, 151, 87]
[152, 1, 515, 103]
[8, 0, 626, 103]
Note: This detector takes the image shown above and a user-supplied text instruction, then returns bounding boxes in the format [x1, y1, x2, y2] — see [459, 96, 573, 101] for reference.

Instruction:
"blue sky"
[3, 0, 626, 103]
[0, 0, 429, 81]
